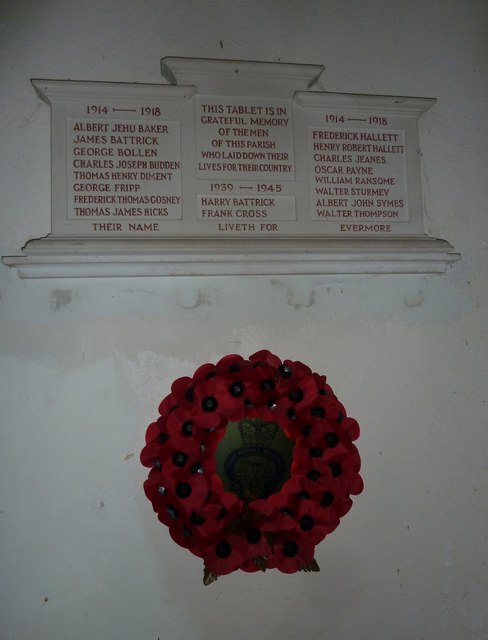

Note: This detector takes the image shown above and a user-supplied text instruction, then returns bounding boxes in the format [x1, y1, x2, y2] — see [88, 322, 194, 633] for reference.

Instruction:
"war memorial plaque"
[3, 58, 459, 276]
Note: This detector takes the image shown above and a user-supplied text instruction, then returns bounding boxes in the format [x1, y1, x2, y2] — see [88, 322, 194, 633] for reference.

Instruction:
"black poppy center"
[325, 432, 340, 447]
[246, 528, 262, 544]
[215, 541, 232, 559]
[166, 505, 179, 519]
[300, 515, 315, 531]
[175, 482, 192, 499]
[259, 379, 275, 392]
[311, 406, 325, 418]
[229, 381, 245, 397]
[301, 424, 313, 437]
[279, 364, 293, 378]
[202, 396, 218, 412]
[329, 462, 342, 478]
[306, 469, 321, 481]
[181, 421, 193, 436]
[287, 407, 297, 420]
[283, 540, 299, 558]
[321, 491, 334, 507]
[288, 388, 304, 402]
[190, 511, 206, 526]
[172, 452, 188, 467]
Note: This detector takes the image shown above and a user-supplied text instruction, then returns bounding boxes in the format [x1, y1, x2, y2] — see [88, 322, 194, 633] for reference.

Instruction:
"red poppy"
[343, 417, 360, 441]
[140, 439, 162, 468]
[192, 362, 217, 384]
[249, 349, 282, 369]
[312, 372, 327, 388]
[336, 496, 353, 518]
[271, 530, 316, 573]
[192, 423, 227, 450]
[287, 359, 313, 378]
[242, 525, 272, 560]
[157, 437, 213, 477]
[272, 376, 319, 431]
[295, 424, 357, 472]
[166, 407, 194, 439]
[322, 449, 363, 496]
[293, 499, 339, 544]
[165, 407, 225, 450]
[144, 420, 161, 444]
[202, 491, 244, 532]
[271, 360, 308, 396]
[179, 507, 227, 538]
[162, 468, 210, 515]
[245, 364, 281, 408]
[203, 534, 248, 576]
[143, 466, 166, 505]
[158, 393, 177, 416]
[311, 395, 346, 425]
[278, 474, 328, 505]
[157, 500, 184, 528]
[292, 438, 332, 474]
[168, 521, 206, 557]
[169, 375, 196, 409]
[191, 377, 244, 426]
[145, 469, 202, 529]
[215, 353, 252, 375]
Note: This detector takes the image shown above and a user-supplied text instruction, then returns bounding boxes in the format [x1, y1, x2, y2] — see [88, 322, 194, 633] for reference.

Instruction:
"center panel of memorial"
[195, 95, 297, 234]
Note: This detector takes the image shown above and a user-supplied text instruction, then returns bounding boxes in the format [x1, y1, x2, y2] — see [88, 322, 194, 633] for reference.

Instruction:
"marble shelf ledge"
[2, 236, 460, 278]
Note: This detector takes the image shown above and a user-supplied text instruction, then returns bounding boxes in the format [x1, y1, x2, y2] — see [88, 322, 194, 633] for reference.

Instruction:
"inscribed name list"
[309, 127, 408, 222]
[67, 118, 182, 221]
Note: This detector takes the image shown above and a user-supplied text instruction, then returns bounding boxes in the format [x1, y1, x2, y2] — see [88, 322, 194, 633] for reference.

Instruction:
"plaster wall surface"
[1, 2, 487, 639]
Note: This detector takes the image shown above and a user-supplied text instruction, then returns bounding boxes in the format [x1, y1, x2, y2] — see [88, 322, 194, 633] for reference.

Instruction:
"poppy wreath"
[141, 350, 363, 584]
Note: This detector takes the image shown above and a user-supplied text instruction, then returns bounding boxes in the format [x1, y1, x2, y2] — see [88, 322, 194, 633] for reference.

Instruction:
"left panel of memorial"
[33, 80, 195, 238]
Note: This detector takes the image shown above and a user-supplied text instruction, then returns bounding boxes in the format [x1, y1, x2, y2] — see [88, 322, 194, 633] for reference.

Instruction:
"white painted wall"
[1, 1, 487, 638]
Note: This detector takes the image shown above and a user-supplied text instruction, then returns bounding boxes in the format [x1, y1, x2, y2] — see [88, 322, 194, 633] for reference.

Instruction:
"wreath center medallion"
[217, 418, 295, 502]
[141, 350, 363, 583]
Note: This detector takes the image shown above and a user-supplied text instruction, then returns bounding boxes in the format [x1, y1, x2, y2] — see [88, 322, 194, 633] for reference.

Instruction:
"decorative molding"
[161, 57, 325, 96]
[3, 236, 460, 278]
[295, 91, 436, 117]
